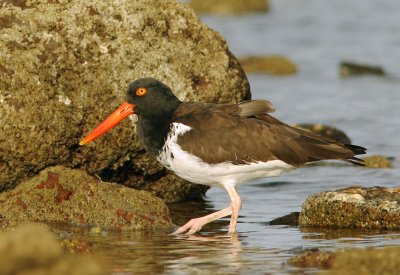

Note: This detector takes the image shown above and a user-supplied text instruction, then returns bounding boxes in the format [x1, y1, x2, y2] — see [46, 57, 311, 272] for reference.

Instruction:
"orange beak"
[79, 101, 136, 145]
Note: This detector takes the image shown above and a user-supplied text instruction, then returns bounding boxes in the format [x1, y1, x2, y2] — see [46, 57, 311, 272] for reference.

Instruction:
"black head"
[79, 78, 181, 146]
[126, 78, 181, 119]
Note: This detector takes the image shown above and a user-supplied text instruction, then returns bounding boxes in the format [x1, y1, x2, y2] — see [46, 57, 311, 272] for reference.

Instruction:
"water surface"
[58, 0, 400, 273]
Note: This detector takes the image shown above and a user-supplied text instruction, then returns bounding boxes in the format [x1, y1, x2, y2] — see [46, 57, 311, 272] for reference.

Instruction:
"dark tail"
[344, 144, 367, 166]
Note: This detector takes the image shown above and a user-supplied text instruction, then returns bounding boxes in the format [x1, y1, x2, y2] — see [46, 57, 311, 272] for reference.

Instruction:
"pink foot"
[171, 217, 207, 235]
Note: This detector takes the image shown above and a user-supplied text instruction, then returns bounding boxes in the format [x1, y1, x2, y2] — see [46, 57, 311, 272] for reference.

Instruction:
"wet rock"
[299, 226, 386, 240]
[0, 166, 172, 230]
[188, 0, 269, 15]
[0, 217, 19, 231]
[0, 0, 250, 202]
[239, 55, 297, 75]
[61, 238, 93, 254]
[299, 186, 400, 230]
[340, 61, 385, 77]
[289, 246, 400, 274]
[288, 249, 335, 269]
[326, 246, 400, 275]
[293, 124, 351, 144]
[0, 223, 105, 275]
[269, 212, 299, 226]
[362, 155, 393, 169]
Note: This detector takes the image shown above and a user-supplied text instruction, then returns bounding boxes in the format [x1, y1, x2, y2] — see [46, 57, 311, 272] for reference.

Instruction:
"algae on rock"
[289, 246, 400, 275]
[0, 166, 173, 231]
[299, 186, 400, 230]
[0, 0, 250, 202]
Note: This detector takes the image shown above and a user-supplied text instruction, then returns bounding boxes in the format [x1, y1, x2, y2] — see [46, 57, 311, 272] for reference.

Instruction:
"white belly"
[157, 123, 295, 187]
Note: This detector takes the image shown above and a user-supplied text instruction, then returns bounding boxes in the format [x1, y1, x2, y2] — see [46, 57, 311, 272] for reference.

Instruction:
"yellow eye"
[135, 87, 147, 96]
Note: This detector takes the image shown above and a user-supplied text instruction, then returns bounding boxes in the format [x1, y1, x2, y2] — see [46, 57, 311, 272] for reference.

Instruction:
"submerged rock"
[239, 55, 297, 75]
[299, 186, 400, 230]
[326, 246, 400, 275]
[289, 246, 400, 274]
[288, 249, 335, 269]
[188, 0, 269, 15]
[0, 0, 249, 202]
[269, 212, 300, 226]
[0, 166, 172, 231]
[362, 155, 393, 169]
[293, 124, 351, 144]
[340, 61, 386, 77]
[0, 223, 105, 275]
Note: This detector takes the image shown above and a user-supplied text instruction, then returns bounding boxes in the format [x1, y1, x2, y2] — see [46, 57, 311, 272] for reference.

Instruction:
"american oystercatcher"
[80, 78, 366, 234]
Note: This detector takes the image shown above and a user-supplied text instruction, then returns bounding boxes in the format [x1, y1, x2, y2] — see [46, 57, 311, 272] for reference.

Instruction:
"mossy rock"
[188, 0, 269, 15]
[289, 246, 400, 274]
[299, 186, 400, 230]
[0, 0, 250, 202]
[0, 166, 173, 231]
[326, 246, 400, 275]
[288, 250, 335, 270]
[340, 61, 385, 77]
[362, 155, 393, 169]
[239, 55, 297, 75]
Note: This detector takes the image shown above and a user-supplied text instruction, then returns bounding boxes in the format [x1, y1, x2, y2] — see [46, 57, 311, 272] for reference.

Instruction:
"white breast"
[157, 122, 295, 187]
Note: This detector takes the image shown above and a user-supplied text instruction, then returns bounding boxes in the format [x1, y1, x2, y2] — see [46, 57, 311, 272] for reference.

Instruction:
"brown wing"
[172, 102, 366, 166]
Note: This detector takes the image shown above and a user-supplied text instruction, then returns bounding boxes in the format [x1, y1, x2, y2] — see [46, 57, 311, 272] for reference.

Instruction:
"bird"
[79, 78, 366, 235]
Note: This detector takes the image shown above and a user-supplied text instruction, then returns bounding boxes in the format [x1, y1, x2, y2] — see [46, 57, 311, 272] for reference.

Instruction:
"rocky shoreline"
[1, 0, 398, 274]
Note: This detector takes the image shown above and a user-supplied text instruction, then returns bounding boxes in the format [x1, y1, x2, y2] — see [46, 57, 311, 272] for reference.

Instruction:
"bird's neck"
[136, 101, 180, 156]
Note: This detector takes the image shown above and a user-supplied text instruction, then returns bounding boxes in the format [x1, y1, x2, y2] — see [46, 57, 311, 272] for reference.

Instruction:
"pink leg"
[226, 185, 242, 234]
[172, 185, 242, 235]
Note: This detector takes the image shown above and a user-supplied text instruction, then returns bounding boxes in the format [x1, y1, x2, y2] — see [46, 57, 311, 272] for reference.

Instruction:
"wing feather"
[171, 103, 365, 166]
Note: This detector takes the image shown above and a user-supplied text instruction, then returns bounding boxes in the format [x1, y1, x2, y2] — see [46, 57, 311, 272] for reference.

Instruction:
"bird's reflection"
[166, 198, 245, 272]
[168, 232, 244, 273]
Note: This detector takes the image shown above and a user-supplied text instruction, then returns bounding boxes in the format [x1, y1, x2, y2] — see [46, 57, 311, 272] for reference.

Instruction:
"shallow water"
[56, 0, 400, 273]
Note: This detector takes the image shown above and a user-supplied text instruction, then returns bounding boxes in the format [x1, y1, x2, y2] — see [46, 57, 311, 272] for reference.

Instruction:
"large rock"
[0, 0, 250, 201]
[0, 166, 172, 230]
[299, 186, 400, 230]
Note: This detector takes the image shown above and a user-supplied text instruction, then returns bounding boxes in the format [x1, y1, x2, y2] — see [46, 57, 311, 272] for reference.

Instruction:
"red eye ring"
[136, 87, 147, 96]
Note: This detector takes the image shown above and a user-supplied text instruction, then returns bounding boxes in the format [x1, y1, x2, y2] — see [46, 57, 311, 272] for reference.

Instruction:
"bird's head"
[79, 78, 180, 145]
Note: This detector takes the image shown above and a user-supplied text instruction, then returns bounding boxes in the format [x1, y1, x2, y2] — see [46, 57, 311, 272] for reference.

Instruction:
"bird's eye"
[135, 87, 147, 96]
